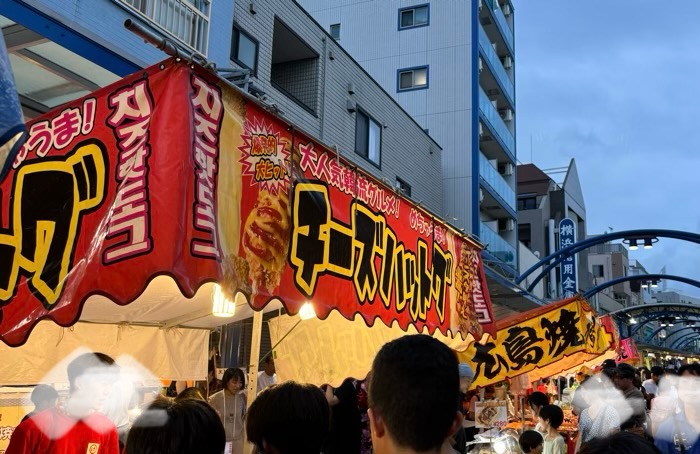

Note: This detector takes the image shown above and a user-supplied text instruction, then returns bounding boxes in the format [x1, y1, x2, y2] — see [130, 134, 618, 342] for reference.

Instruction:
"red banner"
[616, 338, 640, 363]
[0, 59, 495, 346]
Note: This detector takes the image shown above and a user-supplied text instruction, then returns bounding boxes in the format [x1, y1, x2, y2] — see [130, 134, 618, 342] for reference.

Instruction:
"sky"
[514, 0, 700, 297]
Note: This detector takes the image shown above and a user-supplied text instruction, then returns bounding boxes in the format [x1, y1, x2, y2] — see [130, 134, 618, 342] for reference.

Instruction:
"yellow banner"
[460, 296, 614, 387]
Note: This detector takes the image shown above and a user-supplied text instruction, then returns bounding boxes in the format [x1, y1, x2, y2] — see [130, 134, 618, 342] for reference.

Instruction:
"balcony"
[115, 0, 210, 55]
[480, 222, 516, 267]
[479, 0, 514, 58]
[492, 3, 514, 54]
[479, 86, 515, 160]
[479, 24, 514, 106]
[479, 151, 515, 211]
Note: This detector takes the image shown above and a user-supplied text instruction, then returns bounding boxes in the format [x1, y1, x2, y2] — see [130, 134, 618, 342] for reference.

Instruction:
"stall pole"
[244, 310, 264, 454]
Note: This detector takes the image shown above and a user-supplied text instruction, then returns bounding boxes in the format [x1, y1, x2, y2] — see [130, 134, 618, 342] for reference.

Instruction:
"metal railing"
[478, 85, 515, 156]
[479, 23, 514, 104]
[490, 2, 514, 53]
[117, 0, 210, 55]
[479, 151, 515, 210]
[480, 222, 516, 267]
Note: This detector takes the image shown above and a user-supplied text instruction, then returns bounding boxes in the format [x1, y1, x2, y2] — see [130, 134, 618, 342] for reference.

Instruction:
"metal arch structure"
[678, 337, 700, 351]
[607, 304, 700, 338]
[647, 325, 700, 344]
[514, 229, 700, 293]
[583, 274, 700, 300]
[670, 331, 700, 349]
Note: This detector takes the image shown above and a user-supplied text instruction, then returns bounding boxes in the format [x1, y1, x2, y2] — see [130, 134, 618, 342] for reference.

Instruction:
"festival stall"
[0, 58, 495, 396]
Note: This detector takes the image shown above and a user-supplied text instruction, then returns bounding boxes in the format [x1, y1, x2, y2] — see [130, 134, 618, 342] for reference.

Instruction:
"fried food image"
[453, 244, 483, 336]
[478, 405, 500, 426]
[242, 189, 290, 293]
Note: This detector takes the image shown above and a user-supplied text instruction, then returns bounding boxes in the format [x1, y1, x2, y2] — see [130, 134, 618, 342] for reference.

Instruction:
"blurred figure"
[643, 366, 664, 399]
[368, 335, 462, 454]
[7, 352, 120, 454]
[209, 368, 246, 453]
[21, 385, 58, 423]
[257, 355, 276, 393]
[579, 432, 661, 454]
[519, 429, 544, 454]
[125, 398, 225, 454]
[614, 363, 647, 436]
[576, 376, 621, 446]
[175, 387, 205, 401]
[246, 381, 330, 454]
[198, 359, 222, 399]
[654, 364, 700, 454]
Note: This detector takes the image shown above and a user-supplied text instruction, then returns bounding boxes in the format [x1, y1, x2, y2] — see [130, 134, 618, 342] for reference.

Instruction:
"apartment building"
[297, 0, 519, 274]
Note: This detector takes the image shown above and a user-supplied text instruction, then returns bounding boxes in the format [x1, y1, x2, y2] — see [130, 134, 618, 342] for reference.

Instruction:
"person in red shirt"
[7, 352, 121, 454]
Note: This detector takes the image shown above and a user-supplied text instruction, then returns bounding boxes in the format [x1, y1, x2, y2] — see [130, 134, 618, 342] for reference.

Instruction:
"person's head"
[527, 391, 549, 417]
[519, 430, 544, 454]
[458, 363, 474, 393]
[30, 385, 58, 411]
[175, 387, 205, 402]
[222, 368, 246, 394]
[246, 381, 329, 454]
[614, 363, 637, 391]
[262, 355, 276, 376]
[650, 366, 664, 383]
[126, 398, 225, 454]
[66, 352, 118, 411]
[368, 335, 462, 454]
[483, 385, 496, 400]
[601, 359, 617, 370]
[578, 431, 661, 454]
[538, 404, 564, 431]
[638, 367, 651, 381]
[677, 363, 700, 377]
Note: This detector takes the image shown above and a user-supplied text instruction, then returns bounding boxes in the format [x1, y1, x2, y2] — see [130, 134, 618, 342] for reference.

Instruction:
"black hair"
[126, 398, 225, 454]
[579, 431, 661, 454]
[30, 385, 58, 406]
[221, 368, 246, 390]
[539, 404, 564, 429]
[519, 430, 543, 453]
[677, 363, 700, 377]
[263, 355, 274, 365]
[527, 391, 549, 409]
[615, 363, 637, 379]
[601, 359, 617, 369]
[175, 387, 205, 401]
[368, 335, 459, 452]
[67, 352, 116, 393]
[650, 366, 664, 376]
[246, 381, 329, 454]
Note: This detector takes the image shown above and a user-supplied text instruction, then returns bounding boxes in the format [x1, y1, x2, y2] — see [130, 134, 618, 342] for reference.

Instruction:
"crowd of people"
[3, 343, 699, 453]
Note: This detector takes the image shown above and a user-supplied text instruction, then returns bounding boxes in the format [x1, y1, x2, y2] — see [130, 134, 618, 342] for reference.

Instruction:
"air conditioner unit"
[491, 99, 498, 109]
[499, 108, 513, 122]
[503, 55, 513, 69]
[478, 123, 484, 137]
[478, 0, 483, 11]
[503, 3, 512, 16]
[478, 57, 484, 74]
[503, 163, 514, 176]
[492, 42, 498, 52]
[479, 188, 484, 203]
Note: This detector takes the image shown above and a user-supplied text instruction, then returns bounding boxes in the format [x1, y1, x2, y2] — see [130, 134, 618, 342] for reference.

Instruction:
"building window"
[397, 66, 429, 92]
[232, 26, 258, 74]
[271, 17, 320, 114]
[330, 23, 341, 40]
[398, 4, 429, 30]
[396, 178, 411, 197]
[116, 0, 210, 55]
[355, 109, 381, 167]
[517, 196, 537, 210]
[518, 224, 531, 249]
[592, 265, 605, 278]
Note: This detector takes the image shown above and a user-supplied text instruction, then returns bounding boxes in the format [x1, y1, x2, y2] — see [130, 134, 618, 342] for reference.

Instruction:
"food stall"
[0, 57, 498, 449]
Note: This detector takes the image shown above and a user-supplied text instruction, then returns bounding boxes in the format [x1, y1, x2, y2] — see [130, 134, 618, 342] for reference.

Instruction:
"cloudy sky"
[514, 0, 700, 297]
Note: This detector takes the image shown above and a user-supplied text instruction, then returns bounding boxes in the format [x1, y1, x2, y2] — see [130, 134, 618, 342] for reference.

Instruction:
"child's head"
[519, 430, 544, 454]
[538, 404, 564, 431]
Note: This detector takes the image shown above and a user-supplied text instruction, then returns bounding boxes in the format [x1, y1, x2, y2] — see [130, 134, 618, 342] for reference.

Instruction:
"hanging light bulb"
[628, 239, 638, 250]
[212, 284, 236, 317]
[643, 238, 653, 249]
[299, 301, 317, 320]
